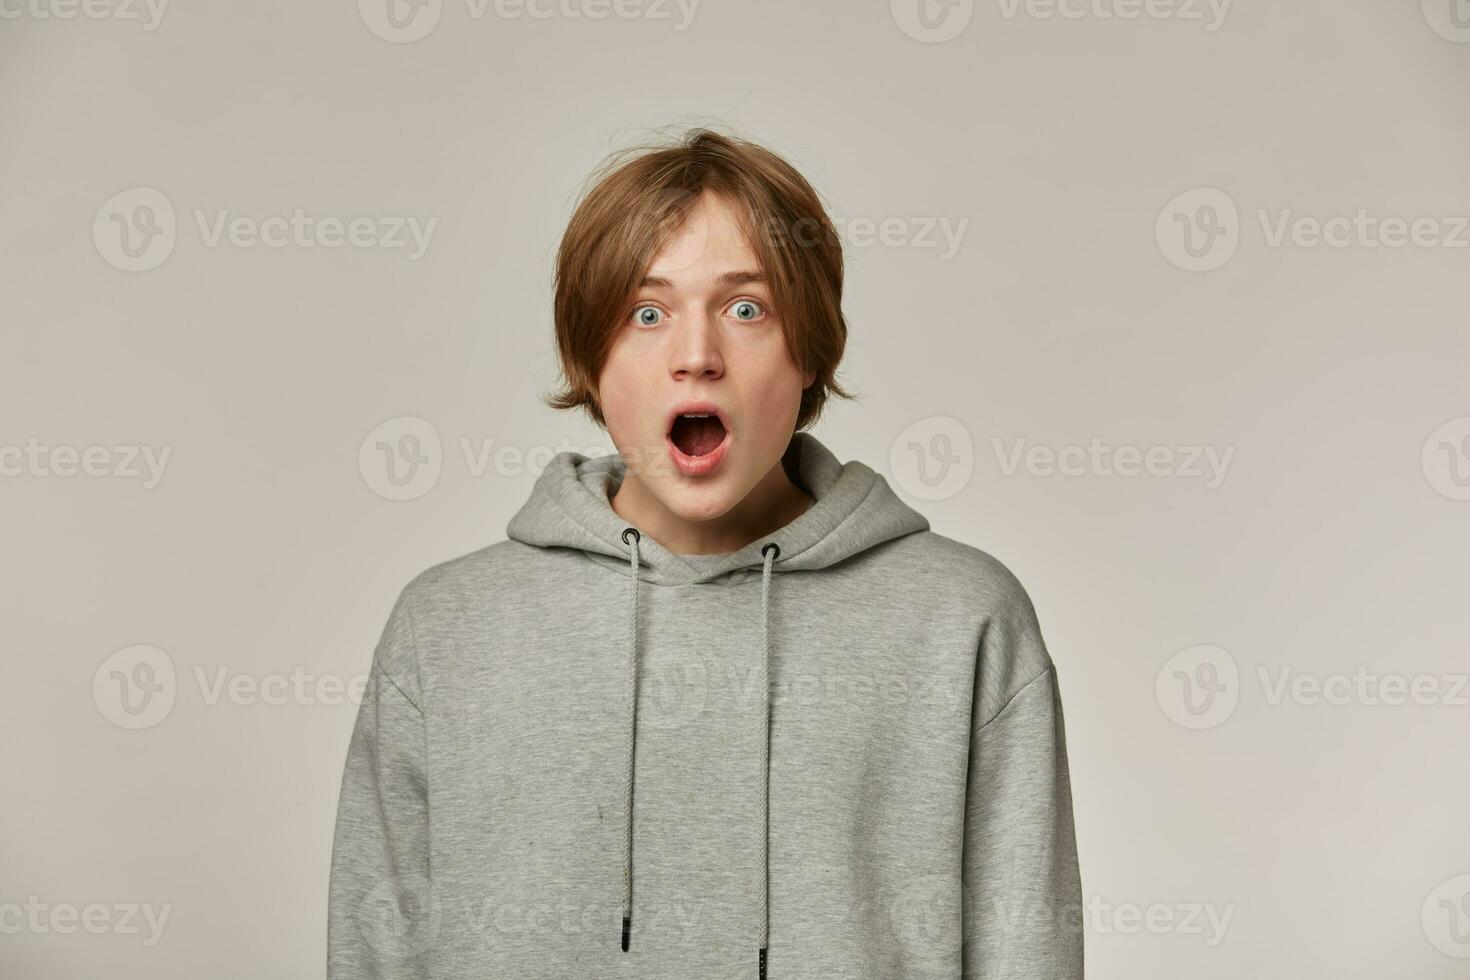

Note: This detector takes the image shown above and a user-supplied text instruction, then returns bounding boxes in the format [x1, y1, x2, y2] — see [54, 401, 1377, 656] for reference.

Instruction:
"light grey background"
[3, 1, 1468, 977]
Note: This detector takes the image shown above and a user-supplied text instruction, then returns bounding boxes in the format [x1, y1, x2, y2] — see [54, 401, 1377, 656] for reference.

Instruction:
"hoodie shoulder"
[378, 540, 556, 675]
[880, 529, 1044, 618]
[397, 538, 546, 605]
[888, 529, 1056, 724]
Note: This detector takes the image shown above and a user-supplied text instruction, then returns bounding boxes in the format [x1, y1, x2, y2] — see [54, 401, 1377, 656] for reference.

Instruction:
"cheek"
[760, 335, 806, 394]
[743, 358, 805, 433]
[597, 345, 655, 435]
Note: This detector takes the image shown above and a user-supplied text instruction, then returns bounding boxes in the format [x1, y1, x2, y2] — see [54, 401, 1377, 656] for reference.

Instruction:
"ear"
[802, 368, 817, 389]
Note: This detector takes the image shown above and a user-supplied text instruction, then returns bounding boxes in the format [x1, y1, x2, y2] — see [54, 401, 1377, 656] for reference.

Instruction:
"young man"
[328, 128, 1083, 979]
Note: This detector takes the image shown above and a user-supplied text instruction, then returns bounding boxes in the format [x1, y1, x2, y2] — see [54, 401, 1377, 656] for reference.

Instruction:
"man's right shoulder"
[371, 539, 555, 681]
[396, 537, 550, 608]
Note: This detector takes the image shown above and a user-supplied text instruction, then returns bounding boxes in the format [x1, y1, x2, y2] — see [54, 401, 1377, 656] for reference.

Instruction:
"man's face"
[596, 190, 816, 523]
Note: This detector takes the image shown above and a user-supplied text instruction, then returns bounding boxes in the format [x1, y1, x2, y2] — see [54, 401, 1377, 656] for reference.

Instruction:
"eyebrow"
[639, 270, 766, 289]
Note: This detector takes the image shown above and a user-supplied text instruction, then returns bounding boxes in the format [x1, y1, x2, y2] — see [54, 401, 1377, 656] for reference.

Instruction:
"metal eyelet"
[621, 527, 641, 546]
[761, 542, 780, 559]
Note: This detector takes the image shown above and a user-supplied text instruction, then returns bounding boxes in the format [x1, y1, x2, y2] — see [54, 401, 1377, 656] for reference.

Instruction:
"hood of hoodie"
[505, 429, 930, 974]
[506, 429, 930, 585]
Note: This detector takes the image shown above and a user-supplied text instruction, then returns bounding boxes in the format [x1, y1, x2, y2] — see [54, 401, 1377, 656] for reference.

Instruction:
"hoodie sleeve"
[327, 584, 434, 979]
[961, 574, 1084, 979]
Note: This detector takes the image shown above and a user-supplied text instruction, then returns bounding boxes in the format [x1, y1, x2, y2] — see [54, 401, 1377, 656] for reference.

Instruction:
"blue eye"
[633, 305, 663, 327]
[729, 300, 764, 321]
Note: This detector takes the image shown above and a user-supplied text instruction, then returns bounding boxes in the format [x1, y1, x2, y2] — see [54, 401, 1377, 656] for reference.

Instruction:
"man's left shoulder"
[880, 528, 1044, 621]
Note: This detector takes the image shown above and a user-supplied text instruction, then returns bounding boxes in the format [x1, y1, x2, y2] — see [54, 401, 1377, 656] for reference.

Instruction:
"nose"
[668, 307, 724, 382]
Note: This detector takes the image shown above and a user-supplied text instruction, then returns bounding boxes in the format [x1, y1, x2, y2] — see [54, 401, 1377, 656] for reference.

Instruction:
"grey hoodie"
[327, 430, 1083, 979]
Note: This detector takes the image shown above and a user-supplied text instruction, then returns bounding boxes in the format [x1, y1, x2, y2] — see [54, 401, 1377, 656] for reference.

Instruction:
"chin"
[657, 479, 739, 522]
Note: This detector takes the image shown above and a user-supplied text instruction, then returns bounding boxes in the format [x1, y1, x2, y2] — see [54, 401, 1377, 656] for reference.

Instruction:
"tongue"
[671, 416, 726, 456]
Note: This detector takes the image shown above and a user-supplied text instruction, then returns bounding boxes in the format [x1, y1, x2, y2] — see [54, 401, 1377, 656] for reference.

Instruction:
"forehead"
[645, 191, 760, 281]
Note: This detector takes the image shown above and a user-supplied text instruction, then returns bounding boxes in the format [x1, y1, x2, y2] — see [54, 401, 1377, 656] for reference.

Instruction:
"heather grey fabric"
[327, 430, 1084, 979]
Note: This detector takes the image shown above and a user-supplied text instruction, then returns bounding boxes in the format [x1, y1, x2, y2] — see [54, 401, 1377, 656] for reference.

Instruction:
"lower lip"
[667, 427, 732, 477]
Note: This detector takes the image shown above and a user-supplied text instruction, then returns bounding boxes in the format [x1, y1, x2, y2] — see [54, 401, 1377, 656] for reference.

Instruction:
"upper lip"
[665, 400, 731, 437]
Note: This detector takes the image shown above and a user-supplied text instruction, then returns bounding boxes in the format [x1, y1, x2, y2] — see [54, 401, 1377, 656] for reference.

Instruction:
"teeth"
[682, 413, 713, 418]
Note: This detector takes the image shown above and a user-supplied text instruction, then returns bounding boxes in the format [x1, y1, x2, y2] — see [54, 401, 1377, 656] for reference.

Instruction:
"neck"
[609, 452, 813, 557]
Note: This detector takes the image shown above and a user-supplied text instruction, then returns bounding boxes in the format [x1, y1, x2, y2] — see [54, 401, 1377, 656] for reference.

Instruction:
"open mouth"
[669, 413, 728, 457]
